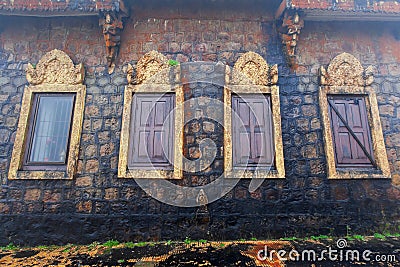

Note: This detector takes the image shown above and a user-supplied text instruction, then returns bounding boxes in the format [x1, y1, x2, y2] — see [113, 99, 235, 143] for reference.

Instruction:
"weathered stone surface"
[0, 10, 399, 247]
[24, 189, 41, 201]
[85, 160, 99, 173]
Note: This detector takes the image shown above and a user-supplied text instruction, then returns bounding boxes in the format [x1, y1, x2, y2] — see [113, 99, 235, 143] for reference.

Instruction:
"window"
[118, 51, 183, 179]
[328, 95, 375, 168]
[9, 49, 86, 180]
[23, 93, 75, 170]
[319, 52, 390, 179]
[224, 51, 285, 179]
[231, 94, 274, 168]
[128, 93, 175, 169]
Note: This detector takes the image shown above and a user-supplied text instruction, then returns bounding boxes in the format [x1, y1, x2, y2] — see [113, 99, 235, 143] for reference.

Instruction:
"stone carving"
[231, 51, 278, 85]
[99, 3, 128, 74]
[26, 49, 84, 85]
[364, 65, 375, 86]
[196, 189, 210, 223]
[278, 12, 304, 68]
[320, 52, 374, 86]
[127, 50, 171, 85]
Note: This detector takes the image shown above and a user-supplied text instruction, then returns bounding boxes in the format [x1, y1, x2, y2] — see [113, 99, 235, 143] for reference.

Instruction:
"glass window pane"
[29, 95, 74, 163]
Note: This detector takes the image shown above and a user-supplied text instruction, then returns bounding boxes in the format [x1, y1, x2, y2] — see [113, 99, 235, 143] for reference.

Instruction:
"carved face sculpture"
[105, 13, 112, 24]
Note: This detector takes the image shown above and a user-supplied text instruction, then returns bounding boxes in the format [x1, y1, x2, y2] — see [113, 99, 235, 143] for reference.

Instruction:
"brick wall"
[0, 8, 399, 245]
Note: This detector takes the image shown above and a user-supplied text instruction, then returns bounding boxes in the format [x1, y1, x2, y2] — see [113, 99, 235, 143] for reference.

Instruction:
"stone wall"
[0, 8, 399, 246]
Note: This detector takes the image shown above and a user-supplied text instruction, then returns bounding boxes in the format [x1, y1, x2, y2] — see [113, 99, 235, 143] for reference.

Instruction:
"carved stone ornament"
[99, 2, 128, 74]
[231, 51, 278, 85]
[26, 49, 84, 85]
[127, 50, 171, 85]
[319, 52, 374, 86]
[279, 11, 304, 68]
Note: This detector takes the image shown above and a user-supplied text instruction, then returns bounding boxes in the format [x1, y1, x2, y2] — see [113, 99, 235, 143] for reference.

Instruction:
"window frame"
[224, 84, 285, 179]
[22, 93, 76, 171]
[119, 52, 183, 179]
[319, 52, 391, 179]
[224, 52, 285, 179]
[118, 83, 184, 179]
[320, 86, 391, 179]
[8, 84, 86, 180]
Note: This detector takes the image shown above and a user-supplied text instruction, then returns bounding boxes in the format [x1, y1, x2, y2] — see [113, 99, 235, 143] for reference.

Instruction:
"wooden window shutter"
[232, 94, 274, 168]
[328, 95, 375, 167]
[128, 94, 174, 168]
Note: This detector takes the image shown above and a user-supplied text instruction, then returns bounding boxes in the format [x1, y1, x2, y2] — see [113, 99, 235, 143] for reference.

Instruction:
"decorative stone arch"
[224, 51, 285, 179]
[26, 49, 84, 85]
[9, 49, 86, 180]
[320, 52, 373, 87]
[319, 52, 390, 179]
[119, 50, 184, 179]
[231, 51, 278, 86]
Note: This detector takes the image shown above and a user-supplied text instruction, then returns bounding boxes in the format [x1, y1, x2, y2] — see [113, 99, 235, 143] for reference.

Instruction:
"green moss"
[103, 240, 119, 248]
[124, 242, 135, 248]
[280, 237, 298, 241]
[374, 233, 386, 240]
[352, 235, 364, 241]
[184, 237, 193, 244]
[310, 235, 330, 240]
[0, 243, 20, 251]
[168, 59, 179, 66]
[87, 242, 99, 250]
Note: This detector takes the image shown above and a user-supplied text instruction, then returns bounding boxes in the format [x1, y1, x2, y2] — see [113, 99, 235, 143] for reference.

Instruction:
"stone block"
[76, 201, 92, 213]
[105, 188, 119, 200]
[24, 189, 41, 201]
[379, 104, 394, 116]
[86, 159, 99, 173]
[76, 176, 93, 187]
[301, 105, 317, 117]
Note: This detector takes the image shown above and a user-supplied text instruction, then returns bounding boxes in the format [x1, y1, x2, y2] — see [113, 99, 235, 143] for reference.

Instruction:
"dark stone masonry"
[0, 1, 399, 246]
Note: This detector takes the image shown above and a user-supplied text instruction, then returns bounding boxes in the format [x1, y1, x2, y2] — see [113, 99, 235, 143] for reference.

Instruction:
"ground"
[0, 236, 399, 266]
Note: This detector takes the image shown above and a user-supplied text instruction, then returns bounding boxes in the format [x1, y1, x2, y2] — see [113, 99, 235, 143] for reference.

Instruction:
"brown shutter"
[128, 94, 174, 168]
[232, 94, 274, 168]
[328, 96, 374, 167]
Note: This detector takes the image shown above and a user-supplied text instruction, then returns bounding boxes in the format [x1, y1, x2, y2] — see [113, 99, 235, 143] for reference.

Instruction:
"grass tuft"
[103, 240, 119, 248]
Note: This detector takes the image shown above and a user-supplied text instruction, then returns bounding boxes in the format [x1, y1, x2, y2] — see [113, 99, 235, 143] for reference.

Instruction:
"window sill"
[328, 168, 391, 179]
[226, 168, 284, 179]
[120, 169, 182, 179]
[10, 170, 70, 180]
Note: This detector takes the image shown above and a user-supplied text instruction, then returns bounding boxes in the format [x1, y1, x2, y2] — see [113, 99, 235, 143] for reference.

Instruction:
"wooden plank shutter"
[128, 94, 174, 168]
[232, 94, 274, 168]
[328, 96, 374, 167]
